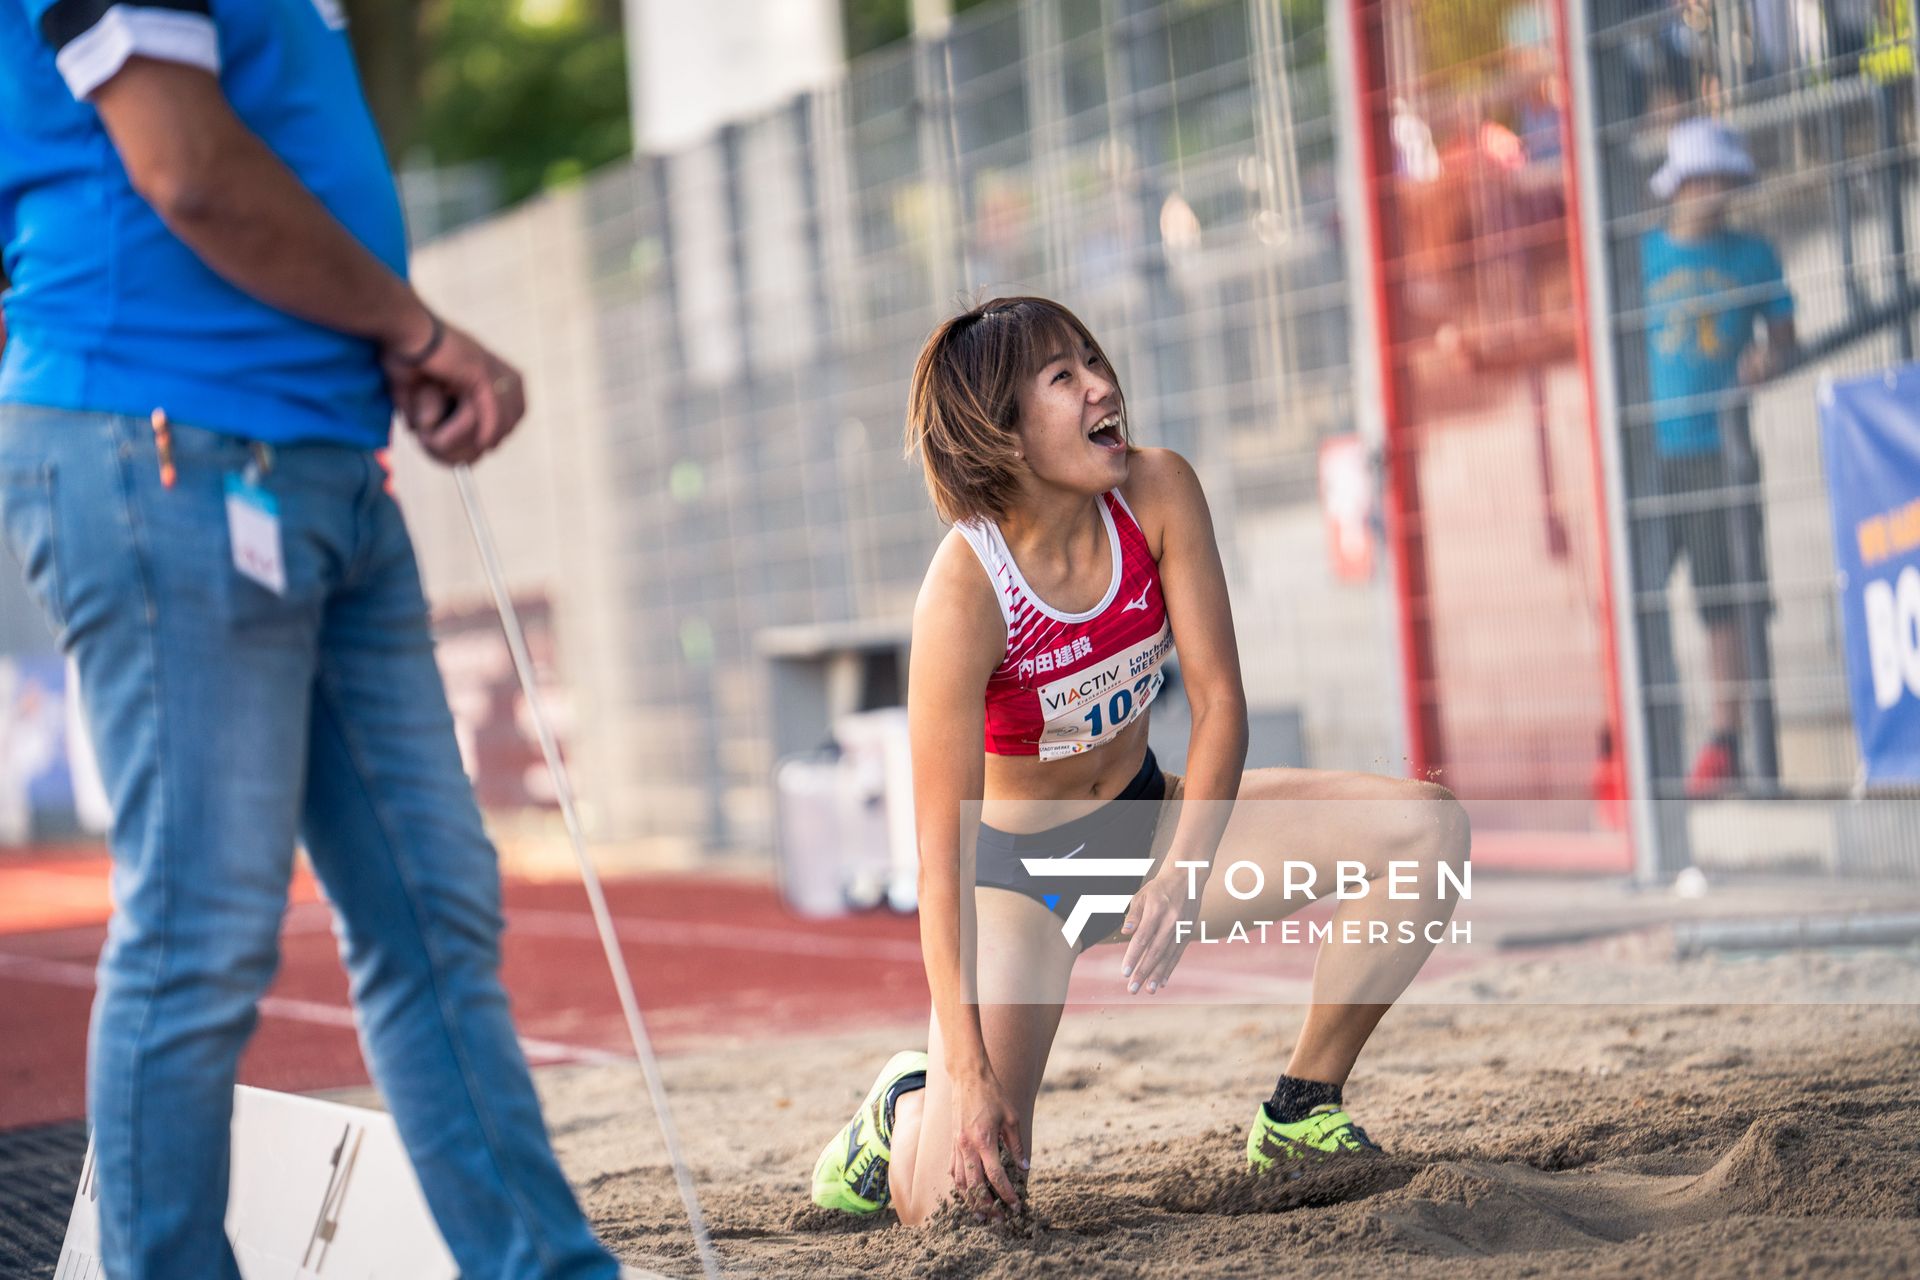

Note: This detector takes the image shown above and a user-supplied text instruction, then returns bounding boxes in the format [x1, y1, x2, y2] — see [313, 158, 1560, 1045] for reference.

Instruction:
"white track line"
[19, 897, 928, 966]
[16, 902, 1278, 994]
[0, 951, 625, 1067]
[502, 907, 925, 963]
[277, 900, 926, 963]
[11, 901, 1281, 999]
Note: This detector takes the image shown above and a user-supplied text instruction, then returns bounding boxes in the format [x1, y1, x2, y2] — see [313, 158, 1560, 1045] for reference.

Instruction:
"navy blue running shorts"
[973, 749, 1172, 949]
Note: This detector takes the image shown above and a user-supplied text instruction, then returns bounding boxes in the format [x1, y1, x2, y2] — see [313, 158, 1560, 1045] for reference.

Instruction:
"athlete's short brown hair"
[905, 296, 1129, 526]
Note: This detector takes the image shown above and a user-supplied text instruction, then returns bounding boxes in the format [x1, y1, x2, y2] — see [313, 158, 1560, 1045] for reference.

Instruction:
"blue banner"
[1820, 365, 1920, 783]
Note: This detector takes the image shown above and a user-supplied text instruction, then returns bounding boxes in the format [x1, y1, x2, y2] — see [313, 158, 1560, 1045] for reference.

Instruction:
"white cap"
[1651, 118, 1756, 200]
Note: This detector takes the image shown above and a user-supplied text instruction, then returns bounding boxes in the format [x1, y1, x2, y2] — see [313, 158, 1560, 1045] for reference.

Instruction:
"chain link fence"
[390, 0, 1920, 877]
[398, 0, 1401, 860]
[1582, 0, 1920, 874]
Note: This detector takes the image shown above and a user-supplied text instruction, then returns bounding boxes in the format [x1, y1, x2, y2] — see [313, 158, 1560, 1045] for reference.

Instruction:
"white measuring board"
[57, 1085, 457, 1278]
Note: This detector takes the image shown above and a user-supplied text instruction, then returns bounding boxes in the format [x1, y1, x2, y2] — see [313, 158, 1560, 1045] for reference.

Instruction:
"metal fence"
[0, 0, 1911, 878]
[398, 0, 1402, 860]
[382, 0, 1920, 878]
[1580, 0, 1920, 874]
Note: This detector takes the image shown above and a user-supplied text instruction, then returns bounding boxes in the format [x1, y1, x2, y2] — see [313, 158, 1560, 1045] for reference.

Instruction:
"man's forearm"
[93, 60, 432, 356]
[150, 128, 431, 354]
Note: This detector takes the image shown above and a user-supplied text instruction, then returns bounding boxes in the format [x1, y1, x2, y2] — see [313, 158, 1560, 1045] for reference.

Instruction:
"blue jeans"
[0, 405, 619, 1279]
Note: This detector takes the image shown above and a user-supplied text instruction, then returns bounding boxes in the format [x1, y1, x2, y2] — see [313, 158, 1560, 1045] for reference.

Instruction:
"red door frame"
[1549, 0, 1635, 861]
[1345, 0, 1440, 782]
[1345, 0, 1631, 853]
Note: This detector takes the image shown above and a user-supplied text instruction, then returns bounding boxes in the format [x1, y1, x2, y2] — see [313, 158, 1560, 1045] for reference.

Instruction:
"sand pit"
[514, 946, 1920, 1278]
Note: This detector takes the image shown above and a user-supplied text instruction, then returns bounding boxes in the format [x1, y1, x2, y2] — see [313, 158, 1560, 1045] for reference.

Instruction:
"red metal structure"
[1348, 0, 1631, 868]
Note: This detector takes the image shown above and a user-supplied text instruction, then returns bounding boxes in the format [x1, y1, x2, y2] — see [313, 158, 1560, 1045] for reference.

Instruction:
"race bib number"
[1033, 621, 1173, 760]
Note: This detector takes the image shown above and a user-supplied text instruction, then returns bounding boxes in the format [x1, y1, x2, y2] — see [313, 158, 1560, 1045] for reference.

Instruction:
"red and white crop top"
[957, 490, 1174, 759]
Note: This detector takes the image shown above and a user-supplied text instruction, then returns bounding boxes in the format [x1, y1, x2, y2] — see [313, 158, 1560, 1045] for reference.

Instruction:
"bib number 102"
[1082, 673, 1158, 738]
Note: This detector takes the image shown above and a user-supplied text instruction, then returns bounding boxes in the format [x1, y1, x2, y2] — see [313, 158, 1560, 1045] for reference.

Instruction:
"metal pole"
[912, 25, 964, 303]
[1565, 0, 1668, 882]
[1825, 94, 1864, 321]
[455, 465, 723, 1280]
[1874, 79, 1916, 362]
[1721, 401, 1780, 788]
[1328, 0, 1411, 772]
[1342, 0, 1442, 782]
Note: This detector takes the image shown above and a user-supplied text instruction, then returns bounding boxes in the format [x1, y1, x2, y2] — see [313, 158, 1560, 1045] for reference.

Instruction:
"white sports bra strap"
[955, 521, 1019, 631]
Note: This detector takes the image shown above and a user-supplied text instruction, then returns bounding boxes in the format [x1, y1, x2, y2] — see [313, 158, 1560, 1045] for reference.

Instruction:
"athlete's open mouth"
[1087, 412, 1124, 450]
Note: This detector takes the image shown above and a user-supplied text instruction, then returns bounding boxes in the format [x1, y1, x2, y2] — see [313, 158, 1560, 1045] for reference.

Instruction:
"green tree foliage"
[1415, 0, 1526, 84]
[415, 0, 632, 204]
[840, 0, 1003, 60]
[342, 0, 428, 159]
[1282, 0, 1326, 35]
[842, 0, 911, 59]
[343, 0, 630, 206]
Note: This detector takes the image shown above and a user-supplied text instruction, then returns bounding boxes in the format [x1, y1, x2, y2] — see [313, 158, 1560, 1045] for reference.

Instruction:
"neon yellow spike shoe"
[810, 1050, 929, 1213]
[1246, 1102, 1382, 1174]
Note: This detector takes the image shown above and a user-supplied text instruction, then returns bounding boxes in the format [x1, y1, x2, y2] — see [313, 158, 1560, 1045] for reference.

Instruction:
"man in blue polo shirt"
[0, 4, 623, 1277]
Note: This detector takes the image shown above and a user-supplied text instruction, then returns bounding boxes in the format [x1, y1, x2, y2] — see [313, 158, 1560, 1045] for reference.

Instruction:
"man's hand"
[385, 320, 526, 467]
[1118, 866, 1204, 995]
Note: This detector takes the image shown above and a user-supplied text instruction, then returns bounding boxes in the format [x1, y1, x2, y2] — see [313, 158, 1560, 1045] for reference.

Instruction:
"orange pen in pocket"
[150, 408, 176, 488]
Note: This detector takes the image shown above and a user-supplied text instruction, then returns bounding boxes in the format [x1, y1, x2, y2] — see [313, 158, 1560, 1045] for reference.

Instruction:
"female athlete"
[810, 297, 1469, 1225]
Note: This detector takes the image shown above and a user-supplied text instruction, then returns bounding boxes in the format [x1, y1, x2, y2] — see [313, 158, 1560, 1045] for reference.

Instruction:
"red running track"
[1, 847, 1480, 1133]
[0, 847, 932, 1131]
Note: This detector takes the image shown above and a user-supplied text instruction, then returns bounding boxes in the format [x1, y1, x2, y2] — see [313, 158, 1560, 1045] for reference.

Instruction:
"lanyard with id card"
[225, 443, 286, 596]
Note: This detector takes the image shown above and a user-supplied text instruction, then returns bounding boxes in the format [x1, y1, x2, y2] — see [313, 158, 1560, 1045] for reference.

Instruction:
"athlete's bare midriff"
[978, 712, 1153, 832]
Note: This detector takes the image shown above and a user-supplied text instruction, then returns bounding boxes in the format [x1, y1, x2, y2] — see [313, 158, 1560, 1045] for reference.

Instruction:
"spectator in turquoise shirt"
[1640, 118, 1796, 796]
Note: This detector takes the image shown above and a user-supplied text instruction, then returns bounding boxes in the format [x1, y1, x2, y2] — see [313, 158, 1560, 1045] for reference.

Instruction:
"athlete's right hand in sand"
[951, 1066, 1027, 1220]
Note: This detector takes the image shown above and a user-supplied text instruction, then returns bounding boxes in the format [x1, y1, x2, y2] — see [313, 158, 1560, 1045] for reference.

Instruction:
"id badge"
[225, 472, 286, 596]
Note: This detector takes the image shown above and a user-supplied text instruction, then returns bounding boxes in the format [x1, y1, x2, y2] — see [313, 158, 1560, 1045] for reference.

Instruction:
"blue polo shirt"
[1641, 226, 1794, 457]
[0, 0, 406, 447]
